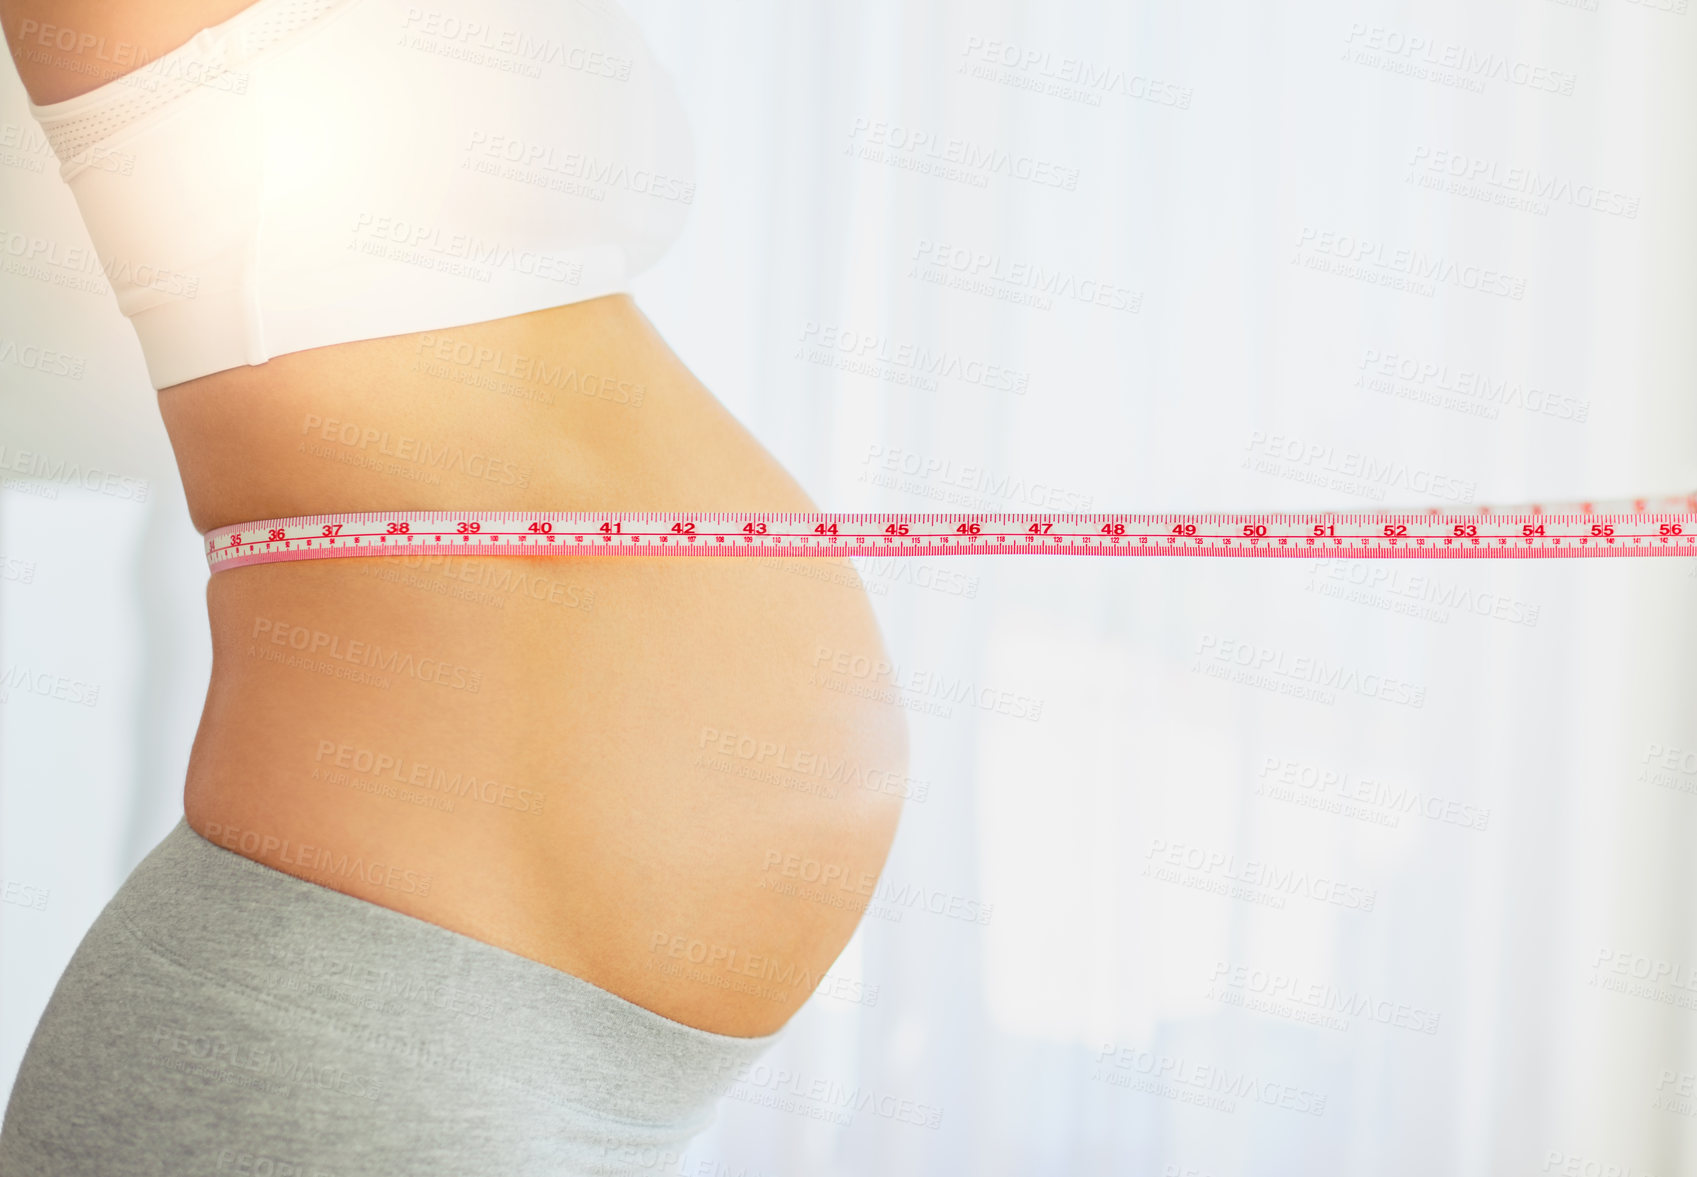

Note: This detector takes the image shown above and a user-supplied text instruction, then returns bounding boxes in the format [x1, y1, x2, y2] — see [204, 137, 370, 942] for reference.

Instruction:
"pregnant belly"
[166, 295, 909, 1037]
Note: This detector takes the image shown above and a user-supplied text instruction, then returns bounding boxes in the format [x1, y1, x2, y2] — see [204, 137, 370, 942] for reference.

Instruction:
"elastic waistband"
[108, 818, 784, 1129]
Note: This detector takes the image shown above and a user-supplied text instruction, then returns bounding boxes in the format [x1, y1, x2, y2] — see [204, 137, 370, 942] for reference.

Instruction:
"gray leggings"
[0, 818, 782, 1176]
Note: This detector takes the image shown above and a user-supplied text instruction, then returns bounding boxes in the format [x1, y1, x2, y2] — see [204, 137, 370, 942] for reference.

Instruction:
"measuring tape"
[204, 494, 1697, 570]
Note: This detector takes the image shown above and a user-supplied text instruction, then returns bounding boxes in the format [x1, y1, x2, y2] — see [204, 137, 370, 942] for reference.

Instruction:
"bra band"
[27, 0, 351, 170]
[20, 0, 695, 389]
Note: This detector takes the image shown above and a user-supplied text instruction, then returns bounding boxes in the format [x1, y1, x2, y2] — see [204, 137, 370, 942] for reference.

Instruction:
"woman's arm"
[2, 0, 259, 104]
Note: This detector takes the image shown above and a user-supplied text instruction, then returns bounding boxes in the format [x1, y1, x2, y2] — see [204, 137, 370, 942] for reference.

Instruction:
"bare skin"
[4, 0, 908, 1037]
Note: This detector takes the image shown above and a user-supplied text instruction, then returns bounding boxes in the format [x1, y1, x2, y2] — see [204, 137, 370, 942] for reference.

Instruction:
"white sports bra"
[25, 0, 696, 390]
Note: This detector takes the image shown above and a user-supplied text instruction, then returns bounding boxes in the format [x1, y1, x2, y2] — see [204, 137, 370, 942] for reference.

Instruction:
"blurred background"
[4, 0, 1696, 1173]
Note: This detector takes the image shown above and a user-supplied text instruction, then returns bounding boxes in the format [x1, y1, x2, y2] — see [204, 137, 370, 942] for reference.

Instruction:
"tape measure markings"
[203, 507, 1697, 571]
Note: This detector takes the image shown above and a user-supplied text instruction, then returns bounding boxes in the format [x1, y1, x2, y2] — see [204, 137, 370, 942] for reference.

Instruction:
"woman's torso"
[167, 294, 909, 1038]
[4, 0, 908, 1038]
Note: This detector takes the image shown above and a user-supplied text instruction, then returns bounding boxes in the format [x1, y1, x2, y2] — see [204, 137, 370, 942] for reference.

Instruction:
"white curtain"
[5, 1, 1695, 1173]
